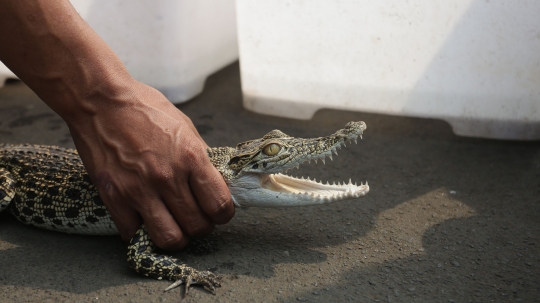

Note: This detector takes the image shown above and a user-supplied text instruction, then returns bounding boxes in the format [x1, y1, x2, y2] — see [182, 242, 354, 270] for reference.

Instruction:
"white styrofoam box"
[236, 1, 540, 140]
[0, 0, 238, 103]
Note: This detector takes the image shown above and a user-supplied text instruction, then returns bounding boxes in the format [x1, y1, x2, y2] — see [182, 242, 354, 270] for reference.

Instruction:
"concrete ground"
[0, 63, 539, 302]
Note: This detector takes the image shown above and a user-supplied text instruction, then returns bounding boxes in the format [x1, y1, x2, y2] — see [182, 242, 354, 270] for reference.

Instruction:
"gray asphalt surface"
[0, 63, 539, 302]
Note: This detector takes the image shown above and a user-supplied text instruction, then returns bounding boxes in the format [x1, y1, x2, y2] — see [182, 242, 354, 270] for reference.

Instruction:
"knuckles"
[207, 194, 235, 224]
[148, 167, 174, 185]
[151, 227, 188, 250]
[181, 144, 208, 168]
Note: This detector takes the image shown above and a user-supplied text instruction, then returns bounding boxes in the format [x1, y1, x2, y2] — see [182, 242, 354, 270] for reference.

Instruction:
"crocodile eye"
[262, 143, 281, 156]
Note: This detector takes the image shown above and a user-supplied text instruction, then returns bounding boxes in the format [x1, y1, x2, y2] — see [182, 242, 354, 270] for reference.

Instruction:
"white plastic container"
[1, 0, 238, 103]
[236, 1, 540, 140]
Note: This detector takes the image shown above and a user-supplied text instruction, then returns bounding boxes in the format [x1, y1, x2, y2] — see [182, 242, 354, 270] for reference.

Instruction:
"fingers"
[188, 153, 235, 225]
[161, 180, 215, 238]
[145, 161, 232, 250]
[95, 171, 188, 250]
[144, 148, 217, 239]
[139, 198, 189, 250]
[158, 143, 233, 242]
[93, 171, 142, 242]
[108, 204, 141, 243]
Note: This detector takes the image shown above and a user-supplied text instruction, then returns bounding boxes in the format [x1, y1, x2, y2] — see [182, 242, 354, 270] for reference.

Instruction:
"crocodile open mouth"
[227, 121, 369, 208]
[256, 124, 369, 201]
[261, 173, 369, 201]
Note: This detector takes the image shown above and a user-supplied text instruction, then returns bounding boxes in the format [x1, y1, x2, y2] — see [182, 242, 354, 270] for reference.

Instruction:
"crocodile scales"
[0, 121, 368, 294]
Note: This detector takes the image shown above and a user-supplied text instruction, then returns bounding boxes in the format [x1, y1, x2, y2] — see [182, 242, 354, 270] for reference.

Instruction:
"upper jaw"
[270, 121, 366, 173]
[243, 121, 367, 175]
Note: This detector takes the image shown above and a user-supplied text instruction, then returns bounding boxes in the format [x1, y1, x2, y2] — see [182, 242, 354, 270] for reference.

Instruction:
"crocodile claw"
[164, 270, 221, 295]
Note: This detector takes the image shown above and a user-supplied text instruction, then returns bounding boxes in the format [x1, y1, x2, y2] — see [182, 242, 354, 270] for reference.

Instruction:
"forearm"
[0, 0, 133, 123]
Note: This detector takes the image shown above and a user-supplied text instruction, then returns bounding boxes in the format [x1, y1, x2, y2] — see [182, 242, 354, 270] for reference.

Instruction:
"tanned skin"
[0, 0, 234, 250]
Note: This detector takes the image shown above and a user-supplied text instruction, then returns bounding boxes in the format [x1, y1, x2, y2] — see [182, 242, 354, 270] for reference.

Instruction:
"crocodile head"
[207, 121, 369, 207]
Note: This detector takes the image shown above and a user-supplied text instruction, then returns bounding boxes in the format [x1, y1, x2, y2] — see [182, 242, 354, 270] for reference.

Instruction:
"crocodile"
[0, 121, 368, 294]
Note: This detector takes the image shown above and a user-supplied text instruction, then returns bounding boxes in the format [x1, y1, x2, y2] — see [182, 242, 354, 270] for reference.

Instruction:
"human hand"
[0, 0, 234, 249]
[67, 80, 234, 250]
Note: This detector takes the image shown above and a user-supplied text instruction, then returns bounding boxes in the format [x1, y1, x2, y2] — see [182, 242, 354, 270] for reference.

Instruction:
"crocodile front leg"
[127, 226, 221, 295]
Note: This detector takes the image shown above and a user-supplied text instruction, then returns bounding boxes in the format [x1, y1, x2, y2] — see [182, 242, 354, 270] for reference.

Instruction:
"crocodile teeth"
[329, 155, 333, 161]
[321, 159, 325, 165]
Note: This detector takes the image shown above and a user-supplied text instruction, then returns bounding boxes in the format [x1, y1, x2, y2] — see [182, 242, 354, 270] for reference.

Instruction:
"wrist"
[59, 70, 141, 127]
[64, 79, 176, 141]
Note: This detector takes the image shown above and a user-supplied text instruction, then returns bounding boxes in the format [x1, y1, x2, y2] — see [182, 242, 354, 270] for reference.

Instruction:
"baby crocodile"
[0, 121, 368, 294]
